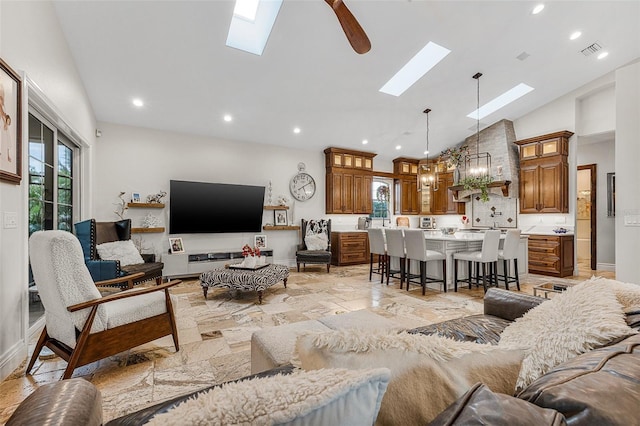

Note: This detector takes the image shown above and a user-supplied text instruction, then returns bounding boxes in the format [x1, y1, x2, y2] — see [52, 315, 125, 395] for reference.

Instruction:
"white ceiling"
[53, 1, 640, 162]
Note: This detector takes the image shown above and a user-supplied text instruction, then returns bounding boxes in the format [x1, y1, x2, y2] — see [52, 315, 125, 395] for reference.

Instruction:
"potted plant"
[459, 175, 494, 202]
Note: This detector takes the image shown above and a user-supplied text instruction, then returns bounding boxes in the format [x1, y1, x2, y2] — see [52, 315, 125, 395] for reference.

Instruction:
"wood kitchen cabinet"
[515, 131, 573, 214]
[527, 234, 574, 277]
[331, 232, 370, 266]
[431, 171, 465, 215]
[393, 157, 420, 215]
[324, 148, 376, 214]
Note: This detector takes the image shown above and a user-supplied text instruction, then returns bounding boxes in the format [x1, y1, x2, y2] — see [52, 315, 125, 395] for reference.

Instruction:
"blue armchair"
[74, 219, 163, 289]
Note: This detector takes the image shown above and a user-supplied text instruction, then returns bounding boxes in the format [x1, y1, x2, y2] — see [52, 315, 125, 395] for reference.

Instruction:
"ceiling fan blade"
[325, 0, 371, 54]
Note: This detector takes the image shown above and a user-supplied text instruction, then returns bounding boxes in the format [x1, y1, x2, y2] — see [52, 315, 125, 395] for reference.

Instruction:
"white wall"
[615, 61, 640, 282]
[0, 0, 96, 381]
[577, 139, 615, 266]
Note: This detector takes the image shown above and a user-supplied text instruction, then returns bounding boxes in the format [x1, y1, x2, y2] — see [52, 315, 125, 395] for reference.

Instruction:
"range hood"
[450, 119, 519, 201]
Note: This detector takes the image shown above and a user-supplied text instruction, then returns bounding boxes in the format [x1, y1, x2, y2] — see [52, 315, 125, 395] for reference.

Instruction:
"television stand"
[162, 249, 274, 278]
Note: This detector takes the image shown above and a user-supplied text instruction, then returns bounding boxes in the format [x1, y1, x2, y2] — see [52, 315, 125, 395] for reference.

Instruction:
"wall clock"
[290, 162, 316, 201]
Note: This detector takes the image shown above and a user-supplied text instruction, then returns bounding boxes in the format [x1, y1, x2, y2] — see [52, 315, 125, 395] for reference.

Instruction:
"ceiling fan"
[324, 0, 371, 54]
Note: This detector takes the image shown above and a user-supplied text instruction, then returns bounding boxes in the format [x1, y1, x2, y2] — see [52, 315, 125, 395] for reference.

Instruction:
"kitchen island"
[400, 229, 528, 291]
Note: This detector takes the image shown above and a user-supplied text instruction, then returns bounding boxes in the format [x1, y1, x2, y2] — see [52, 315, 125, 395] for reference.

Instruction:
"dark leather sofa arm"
[6, 378, 102, 426]
[106, 364, 296, 425]
[483, 288, 545, 322]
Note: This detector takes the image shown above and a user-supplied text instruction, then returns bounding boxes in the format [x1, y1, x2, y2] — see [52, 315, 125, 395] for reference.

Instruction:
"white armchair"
[27, 230, 181, 380]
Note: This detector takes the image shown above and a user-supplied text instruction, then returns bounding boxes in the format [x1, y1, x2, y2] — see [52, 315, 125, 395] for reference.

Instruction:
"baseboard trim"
[0, 339, 27, 382]
[596, 263, 616, 272]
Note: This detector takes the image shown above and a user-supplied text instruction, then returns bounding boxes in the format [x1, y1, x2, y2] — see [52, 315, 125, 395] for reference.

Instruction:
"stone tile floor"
[0, 264, 614, 423]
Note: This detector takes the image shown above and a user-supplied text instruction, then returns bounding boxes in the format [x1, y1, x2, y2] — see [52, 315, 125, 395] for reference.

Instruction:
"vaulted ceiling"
[53, 1, 640, 161]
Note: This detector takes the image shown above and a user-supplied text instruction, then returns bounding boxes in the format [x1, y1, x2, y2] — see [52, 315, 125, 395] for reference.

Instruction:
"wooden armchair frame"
[27, 273, 182, 380]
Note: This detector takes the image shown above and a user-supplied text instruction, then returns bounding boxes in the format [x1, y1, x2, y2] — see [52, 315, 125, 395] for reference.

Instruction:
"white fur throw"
[584, 276, 640, 311]
[499, 278, 637, 390]
[296, 329, 524, 425]
[304, 233, 328, 251]
[146, 368, 390, 426]
[96, 240, 144, 266]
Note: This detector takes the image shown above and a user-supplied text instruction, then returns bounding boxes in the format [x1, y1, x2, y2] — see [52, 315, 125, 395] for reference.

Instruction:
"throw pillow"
[96, 240, 144, 267]
[305, 233, 328, 251]
[295, 329, 525, 425]
[499, 279, 636, 390]
[146, 368, 390, 426]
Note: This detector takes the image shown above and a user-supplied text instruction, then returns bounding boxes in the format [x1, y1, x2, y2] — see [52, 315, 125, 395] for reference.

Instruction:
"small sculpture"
[142, 213, 161, 228]
[277, 195, 290, 206]
[146, 190, 167, 204]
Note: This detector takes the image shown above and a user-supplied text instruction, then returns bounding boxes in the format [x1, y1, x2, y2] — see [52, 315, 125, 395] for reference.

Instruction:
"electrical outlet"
[3, 212, 17, 229]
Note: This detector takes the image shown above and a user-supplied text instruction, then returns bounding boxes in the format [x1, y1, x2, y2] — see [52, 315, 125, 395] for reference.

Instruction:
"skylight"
[226, 0, 283, 56]
[379, 42, 451, 97]
[466, 83, 534, 120]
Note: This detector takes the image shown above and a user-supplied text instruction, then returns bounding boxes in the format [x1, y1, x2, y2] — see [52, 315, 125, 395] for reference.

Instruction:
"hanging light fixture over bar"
[419, 108, 438, 192]
[464, 72, 491, 178]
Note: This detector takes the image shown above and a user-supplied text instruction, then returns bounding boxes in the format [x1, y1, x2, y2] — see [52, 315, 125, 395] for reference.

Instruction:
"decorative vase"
[243, 256, 257, 268]
[453, 167, 461, 184]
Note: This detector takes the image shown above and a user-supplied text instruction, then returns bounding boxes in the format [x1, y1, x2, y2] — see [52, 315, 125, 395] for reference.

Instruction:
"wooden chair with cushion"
[27, 230, 181, 380]
[74, 218, 163, 289]
[296, 219, 332, 272]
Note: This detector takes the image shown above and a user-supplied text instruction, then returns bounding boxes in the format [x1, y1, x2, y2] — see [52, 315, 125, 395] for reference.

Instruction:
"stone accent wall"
[463, 119, 519, 199]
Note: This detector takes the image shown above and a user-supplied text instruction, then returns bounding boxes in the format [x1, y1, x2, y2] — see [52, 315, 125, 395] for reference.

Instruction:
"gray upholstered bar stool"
[497, 229, 521, 291]
[453, 230, 501, 293]
[367, 228, 387, 283]
[403, 229, 447, 294]
[384, 228, 406, 289]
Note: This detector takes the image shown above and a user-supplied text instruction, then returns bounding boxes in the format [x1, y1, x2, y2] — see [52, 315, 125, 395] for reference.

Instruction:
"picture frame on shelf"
[131, 192, 142, 203]
[274, 209, 288, 226]
[254, 234, 267, 249]
[169, 237, 185, 254]
[0, 57, 22, 184]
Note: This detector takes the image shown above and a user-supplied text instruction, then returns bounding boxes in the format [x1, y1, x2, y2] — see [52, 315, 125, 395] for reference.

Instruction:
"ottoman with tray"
[200, 263, 289, 304]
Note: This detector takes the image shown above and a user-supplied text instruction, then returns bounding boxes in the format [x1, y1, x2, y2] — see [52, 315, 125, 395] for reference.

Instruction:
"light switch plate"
[3, 212, 17, 229]
[624, 214, 640, 226]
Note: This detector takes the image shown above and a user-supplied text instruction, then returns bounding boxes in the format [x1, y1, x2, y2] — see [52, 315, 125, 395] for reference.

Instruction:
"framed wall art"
[274, 209, 288, 226]
[169, 237, 185, 254]
[0, 57, 22, 184]
[254, 234, 267, 249]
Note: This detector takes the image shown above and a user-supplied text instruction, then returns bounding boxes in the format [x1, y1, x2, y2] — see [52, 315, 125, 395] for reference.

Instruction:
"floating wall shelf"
[263, 225, 300, 231]
[131, 227, 165, 234]
[127, 203, 165, 208]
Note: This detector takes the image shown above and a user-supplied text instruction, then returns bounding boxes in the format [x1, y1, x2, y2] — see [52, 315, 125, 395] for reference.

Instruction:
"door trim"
[578, 164, 597, 270]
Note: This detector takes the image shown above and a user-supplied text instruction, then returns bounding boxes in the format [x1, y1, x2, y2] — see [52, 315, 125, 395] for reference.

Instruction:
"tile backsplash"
[471, 195, 518, 228]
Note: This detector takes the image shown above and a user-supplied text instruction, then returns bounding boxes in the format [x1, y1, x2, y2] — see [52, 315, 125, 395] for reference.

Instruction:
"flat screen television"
[169, 180, 265, 234]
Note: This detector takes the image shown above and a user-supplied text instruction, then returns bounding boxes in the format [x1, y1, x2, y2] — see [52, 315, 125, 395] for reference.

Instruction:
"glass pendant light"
[465, 72, 491, 178]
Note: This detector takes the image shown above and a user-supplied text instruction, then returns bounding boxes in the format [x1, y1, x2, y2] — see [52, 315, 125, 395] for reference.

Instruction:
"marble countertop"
[520, 225, 574, 236]
[422, 230, 529, 241]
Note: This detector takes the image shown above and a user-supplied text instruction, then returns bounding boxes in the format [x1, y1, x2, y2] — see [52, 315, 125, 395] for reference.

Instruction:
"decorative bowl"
[440, 227, 457, 235]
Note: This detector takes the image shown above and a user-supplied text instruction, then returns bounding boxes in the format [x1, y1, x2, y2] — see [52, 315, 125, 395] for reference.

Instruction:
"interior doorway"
[577, 164, 597, 270]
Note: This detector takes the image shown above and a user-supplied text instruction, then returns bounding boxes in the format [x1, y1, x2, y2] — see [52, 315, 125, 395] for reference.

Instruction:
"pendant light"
[465, 72, 491, 177]
[420, 108, 438, 191]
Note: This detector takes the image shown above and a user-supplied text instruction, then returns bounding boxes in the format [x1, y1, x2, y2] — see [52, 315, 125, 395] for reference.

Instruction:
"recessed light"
[132, 98, 144, 107]
[597, 51, 609, 60]
[532, 4, 544, 15]
[395, 145, 401, 150]
[379, 41, 451, 97]
[362, 139, 368, 145]
[424, 150, 429, 155]
[293, 127, 301, 134]
[223, 114, 233, 122]
[570, 31, 582, 40]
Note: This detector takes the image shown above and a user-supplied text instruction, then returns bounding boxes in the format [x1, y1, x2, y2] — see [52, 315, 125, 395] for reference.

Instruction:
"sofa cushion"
[517, 333, 640, 426]
[428, 383, 566, 426]
[409, 314, 512, 345]
[296, 329, 524, 425]
[145, 368, 390, 426]
[499, 279, 636, 390]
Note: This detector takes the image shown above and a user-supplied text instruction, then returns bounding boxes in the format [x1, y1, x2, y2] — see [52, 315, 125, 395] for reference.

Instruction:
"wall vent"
[580, 42, 602, 56]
